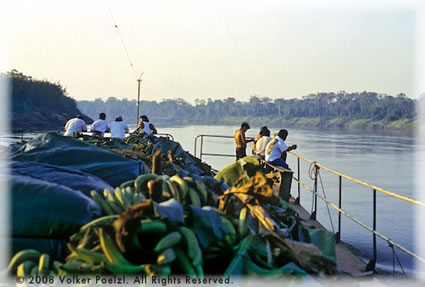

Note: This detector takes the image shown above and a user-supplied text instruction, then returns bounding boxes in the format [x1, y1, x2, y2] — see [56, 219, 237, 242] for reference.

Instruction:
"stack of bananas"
[7, 172, 336, 277]
[87, 173, 210, 217]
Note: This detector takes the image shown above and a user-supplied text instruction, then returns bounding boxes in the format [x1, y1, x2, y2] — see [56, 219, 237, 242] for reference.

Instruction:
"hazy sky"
[1, 0, 424, 102]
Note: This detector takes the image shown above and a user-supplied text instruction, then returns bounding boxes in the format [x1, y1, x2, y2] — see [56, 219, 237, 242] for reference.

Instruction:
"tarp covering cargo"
[10, 133, 143, 187]
[11, 174, 101, 238]
[11, 161, 113, 197]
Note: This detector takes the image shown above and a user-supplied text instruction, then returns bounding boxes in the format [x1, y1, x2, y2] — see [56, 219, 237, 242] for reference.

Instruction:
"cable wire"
[107, 3, 138, 79]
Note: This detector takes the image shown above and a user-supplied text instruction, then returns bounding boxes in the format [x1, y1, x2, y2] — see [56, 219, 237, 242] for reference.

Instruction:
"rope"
[308, 162, 335, 233]
[389, 242, 406, 276]
[318, 171, 335, 233]
[107, 3, 138, 79]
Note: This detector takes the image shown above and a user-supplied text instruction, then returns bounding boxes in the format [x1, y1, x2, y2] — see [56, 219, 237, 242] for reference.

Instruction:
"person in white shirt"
[255, 128, 272, 160]
[64, 115, 87, 137]
[137, 115, 157, 135]
[91, 112, 110, 137]
[110, 115, 129, 139]
[265, 129, 297, 169]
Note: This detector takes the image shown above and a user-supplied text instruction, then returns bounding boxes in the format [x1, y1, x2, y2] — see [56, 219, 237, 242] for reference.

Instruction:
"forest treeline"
[4, 70, 91, 131]
[3, 69, 421, 131]
[78, 92, 419, 130]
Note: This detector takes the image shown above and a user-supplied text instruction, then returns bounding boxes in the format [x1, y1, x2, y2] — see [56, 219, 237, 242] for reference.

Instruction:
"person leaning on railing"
[234, 122, 254, 160]
[265, 129, 297, 169]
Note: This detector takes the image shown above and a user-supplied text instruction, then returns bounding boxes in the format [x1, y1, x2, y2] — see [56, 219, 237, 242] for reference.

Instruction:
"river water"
[3, 124, 422, 276]
[153, 124, 419, 276]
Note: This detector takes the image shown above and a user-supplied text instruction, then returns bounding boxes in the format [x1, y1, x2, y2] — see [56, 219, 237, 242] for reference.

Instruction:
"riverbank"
[151, 117, 415, 133]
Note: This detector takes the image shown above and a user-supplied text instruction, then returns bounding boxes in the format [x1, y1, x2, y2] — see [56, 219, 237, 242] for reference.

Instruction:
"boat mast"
[136, 72, 144, 125]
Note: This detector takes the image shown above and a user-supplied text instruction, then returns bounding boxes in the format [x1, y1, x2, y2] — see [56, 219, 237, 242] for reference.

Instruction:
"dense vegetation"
[4, 68, 419, 132]
[4, 70, 91, 131]
[78, 92, 418, 131]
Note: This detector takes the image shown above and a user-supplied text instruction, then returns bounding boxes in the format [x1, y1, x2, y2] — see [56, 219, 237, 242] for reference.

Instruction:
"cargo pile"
[5, 132, 336, 279]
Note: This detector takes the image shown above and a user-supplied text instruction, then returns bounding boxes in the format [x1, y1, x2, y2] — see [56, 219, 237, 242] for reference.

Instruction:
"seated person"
[64, 115, 87, 137]
[137, 115, 157, 135]
[265, 129, 297, 169]
[91, 112, 109, 137]
[254, 127, 271, 160]
[110, 116, 129, 139]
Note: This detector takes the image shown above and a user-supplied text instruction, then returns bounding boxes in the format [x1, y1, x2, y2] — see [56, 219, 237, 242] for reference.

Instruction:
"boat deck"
[286, 195, 374, 277]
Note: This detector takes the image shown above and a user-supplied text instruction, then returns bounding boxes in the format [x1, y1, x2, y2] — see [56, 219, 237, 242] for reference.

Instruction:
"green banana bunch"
[8, 249, 41, 274]
[153, 231, 181, 253]
[104, 188, 124, 214]
[156, 248, 176, 265]
[239, 207, 249, 238]
[170, 175, 188, 201]
[98, 228, 129, 265]
[135, 174, 158, 194]
[90, 191, 114, 215]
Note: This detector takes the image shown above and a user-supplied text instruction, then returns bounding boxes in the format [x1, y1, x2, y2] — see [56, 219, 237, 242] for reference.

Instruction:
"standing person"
[234, 122, 254, 161]
[252, 126, 269, 155]
[137, 115, 157, 135]
[254, 127, 271, 160]
[110, 116, 129, 139]
[265, 129, 297, 169]
[90, 112, 109, 137]
[64, 115, 87, 137]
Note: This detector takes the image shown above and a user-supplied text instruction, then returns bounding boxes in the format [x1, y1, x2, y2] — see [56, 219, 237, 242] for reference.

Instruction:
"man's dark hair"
[241, 122, 250, 129]
[115, 116, 123, 122]
[140, 115, 149, 122]
[260, 126, 269, 136]
[76, 115, 82, 119]
[278, 129, 288, 139]
[99, 113, 106, 120]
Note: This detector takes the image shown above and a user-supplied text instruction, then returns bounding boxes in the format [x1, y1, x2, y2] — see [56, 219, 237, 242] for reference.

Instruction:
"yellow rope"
[289, 152, 425, 208]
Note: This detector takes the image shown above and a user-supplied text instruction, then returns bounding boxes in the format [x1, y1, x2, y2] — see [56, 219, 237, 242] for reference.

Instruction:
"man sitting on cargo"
[234, 122, 254, 160]
[254, 127, 271, 160]
[265, 129, 297, 169]
[136, 115, 157, 135]
[64, 115, 87, 137]
[91, 112, 110, 137]
[110, 116, 129, 139]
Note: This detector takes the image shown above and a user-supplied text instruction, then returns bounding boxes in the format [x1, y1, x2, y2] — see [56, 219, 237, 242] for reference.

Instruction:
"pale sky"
[1, 0, 424, 102]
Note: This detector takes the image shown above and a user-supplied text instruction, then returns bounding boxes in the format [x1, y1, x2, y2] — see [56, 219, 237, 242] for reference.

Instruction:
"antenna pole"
[136, 73, 144, 126]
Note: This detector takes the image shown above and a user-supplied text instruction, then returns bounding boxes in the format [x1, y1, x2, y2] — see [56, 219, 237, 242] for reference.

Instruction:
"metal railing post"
[194, 136, 198, 158]
[366, 189, 377, 272]
[311, 164, 318, 220]
[296, 156, 300, 204]
[336, 175, 342, 243]
[200, 135, 204, 161]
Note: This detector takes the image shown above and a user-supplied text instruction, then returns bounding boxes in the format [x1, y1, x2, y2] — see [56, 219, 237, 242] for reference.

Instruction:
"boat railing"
[288, 151, 425, 272]
[194, 135, 236, 161]
[193, 133, 425, 273]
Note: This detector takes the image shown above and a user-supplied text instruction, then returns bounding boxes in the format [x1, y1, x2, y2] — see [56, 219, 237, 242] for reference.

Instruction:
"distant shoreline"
[150, 117, 415, 133]
[11, 117, 415, 136]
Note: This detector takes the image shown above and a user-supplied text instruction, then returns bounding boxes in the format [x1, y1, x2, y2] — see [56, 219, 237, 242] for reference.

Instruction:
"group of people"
[64, 114, 157, 139]
[234, 122, 297, 169]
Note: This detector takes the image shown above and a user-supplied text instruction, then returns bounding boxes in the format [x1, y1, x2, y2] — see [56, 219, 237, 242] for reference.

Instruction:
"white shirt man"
[91, 120, 109, 136]
[265, 136, 288, 162]
[64, 116, 87, 137]
[264, 129, 297, 169]
[255, 136, 272, 159]
[110, 116, 129, 139]
[91, 113, 109, 137]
